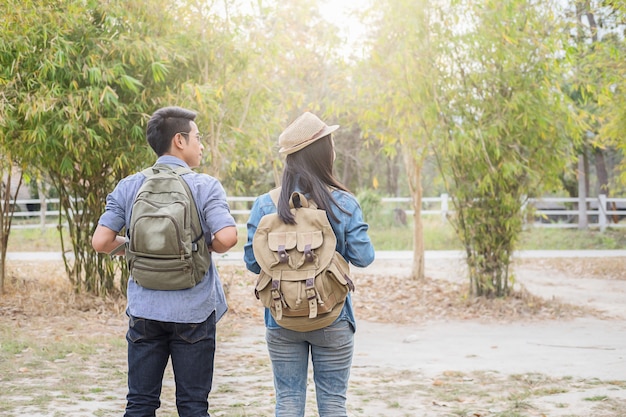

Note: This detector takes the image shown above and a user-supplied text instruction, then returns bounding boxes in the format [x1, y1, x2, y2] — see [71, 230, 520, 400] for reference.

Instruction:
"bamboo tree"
[568, 1, 626, 194]
[0, 0, 243, 295]
[436, 0, 582, 297]
[228, 0, 354, 193]
[0, 155, 23, 293]
[357, 0, 452, 279]
[561, 1, 626, 209]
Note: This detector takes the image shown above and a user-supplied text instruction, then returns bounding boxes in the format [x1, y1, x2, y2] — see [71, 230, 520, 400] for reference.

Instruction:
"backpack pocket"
[130, 201, 189, 257]
[254, 271, 274, 304]
[129, 256, 197, 291]
[267, 232, 296, 267]
[268, 231, 297, 251]
[296, 231, 323, 251]
[254, 252, 354, 332]
[295, 231, 324, 268]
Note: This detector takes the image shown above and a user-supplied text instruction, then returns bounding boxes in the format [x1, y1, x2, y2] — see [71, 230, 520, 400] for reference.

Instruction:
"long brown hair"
[277, 135, 351, 224]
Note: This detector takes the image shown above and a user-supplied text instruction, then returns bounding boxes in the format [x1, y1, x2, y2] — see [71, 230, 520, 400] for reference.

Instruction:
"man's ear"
[173, 133, 184, 149]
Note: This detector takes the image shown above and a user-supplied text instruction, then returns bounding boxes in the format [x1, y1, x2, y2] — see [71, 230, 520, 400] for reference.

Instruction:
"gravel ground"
[0, 253, 625, 416]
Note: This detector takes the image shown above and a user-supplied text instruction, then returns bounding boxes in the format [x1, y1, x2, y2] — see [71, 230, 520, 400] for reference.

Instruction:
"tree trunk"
[584, 147, 590, 198]
[594, 147, 609, 196]
[341, 151, 353, 189]
[386, 152, 400, 196]
[578, 155, 588, 229]
[412, 191, 425, 281]
[0, 179, 7, 294]
[403, 148, 424, 280]
[0, 168, 22, 294]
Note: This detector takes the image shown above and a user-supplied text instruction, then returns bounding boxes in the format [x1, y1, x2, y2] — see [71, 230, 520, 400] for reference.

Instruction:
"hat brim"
[279, 124, 339, 155]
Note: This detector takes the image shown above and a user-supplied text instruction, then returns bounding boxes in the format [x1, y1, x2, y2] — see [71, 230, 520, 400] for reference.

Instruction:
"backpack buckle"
[278, 245, 289, 263]
[303, 244, 314, 263]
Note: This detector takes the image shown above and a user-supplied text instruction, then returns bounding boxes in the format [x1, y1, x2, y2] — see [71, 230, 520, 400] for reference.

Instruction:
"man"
[92, 106, 238, 417]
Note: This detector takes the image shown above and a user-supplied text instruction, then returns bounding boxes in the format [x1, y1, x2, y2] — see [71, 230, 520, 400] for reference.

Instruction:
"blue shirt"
[97, 156, 236, 324]
[243, 189, 375, 331]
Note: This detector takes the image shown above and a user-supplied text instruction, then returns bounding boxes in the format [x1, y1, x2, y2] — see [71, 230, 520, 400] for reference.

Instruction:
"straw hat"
[278, 112, 339, 155]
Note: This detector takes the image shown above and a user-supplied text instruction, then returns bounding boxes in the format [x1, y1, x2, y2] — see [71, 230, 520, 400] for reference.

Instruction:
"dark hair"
[146, 106, 197, 156]
[278, 135, 350, 224]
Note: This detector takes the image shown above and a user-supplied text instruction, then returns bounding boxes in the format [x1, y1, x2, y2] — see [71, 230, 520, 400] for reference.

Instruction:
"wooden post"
[598, 194, 607, 232]
[39, 184, 46, 231]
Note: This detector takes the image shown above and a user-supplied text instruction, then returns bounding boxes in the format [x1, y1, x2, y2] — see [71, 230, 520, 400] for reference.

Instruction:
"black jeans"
[124, 311, 216, 417]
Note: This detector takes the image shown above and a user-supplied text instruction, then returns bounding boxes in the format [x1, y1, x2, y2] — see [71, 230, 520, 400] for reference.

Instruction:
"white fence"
[383, 194, 626, 231]
[6, 194, 626, 231]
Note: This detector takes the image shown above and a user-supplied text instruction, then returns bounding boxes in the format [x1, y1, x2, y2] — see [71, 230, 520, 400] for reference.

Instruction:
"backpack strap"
[173, 168, 204, 246]
[304, 269, 318, 318]
[269, 187, 281, 206]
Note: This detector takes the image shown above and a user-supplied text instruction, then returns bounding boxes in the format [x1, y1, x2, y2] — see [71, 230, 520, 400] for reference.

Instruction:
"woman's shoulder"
[254, 190, 278, 212]
[330, 189, 359, 208]
[257, 189, 275, 202]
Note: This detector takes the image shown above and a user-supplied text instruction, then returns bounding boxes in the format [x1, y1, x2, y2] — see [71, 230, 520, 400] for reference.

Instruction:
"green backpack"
[253, 188, 354, 332]
[126, 164, 211, 291]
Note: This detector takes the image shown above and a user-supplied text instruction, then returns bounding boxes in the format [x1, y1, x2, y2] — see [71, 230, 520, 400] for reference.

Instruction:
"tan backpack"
[253, 188, 354, 332]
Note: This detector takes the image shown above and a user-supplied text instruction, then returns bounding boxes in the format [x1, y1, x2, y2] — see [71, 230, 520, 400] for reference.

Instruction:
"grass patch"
[5, 216, 626, 253]
[0, 321, 128, 417]
[367, 217, 626, 251]
[519, 227, 626, 250]
[368, 218, 462, 251]
[6, 226, 71, 252]
[584, 395, 609, 402]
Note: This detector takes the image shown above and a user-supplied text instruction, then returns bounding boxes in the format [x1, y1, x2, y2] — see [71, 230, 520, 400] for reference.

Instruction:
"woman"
[244, 112, 375, 417]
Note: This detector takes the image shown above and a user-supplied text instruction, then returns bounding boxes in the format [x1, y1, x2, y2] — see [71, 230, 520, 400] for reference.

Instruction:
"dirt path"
[1, 253, 625, 416]
[215, 254, 626, 416]
[349, 256, 626, 379]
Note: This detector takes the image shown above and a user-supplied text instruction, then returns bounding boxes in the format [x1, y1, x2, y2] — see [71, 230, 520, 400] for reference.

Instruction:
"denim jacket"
[244, 189, 375, 331]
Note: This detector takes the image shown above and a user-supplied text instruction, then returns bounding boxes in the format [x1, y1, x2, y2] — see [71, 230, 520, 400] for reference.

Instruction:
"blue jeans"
[124, 312, 216, 417]
[265, 319, 354, 417]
